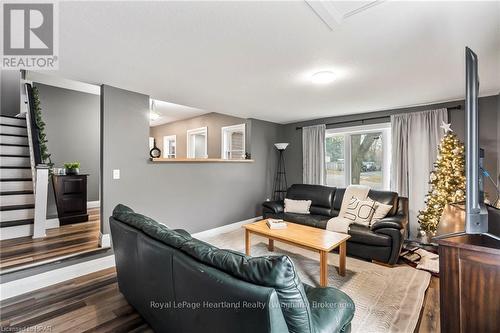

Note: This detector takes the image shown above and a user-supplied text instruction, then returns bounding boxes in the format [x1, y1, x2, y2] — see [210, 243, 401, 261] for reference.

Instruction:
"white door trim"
[186, 126, 208, 158]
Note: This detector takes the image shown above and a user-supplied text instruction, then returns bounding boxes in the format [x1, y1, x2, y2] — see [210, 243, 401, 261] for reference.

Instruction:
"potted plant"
[64, 162, 80, 175]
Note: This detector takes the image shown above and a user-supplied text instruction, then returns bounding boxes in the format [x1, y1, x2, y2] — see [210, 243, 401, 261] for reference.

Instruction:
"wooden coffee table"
[243, 220, 350, 287]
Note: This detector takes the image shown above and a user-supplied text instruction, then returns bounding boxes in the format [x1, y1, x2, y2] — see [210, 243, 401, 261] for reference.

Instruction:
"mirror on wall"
[148, 99, 249, 161]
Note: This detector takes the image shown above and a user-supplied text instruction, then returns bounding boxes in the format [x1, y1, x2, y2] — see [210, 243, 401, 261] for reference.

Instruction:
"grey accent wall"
[35, 83, 100, 218]
[149, 112, 246, 158]
[101, 85, 279, 234]
[451, 95, 498, 200]
[1, 70, 21, 116]
[281, 95, 499, 199]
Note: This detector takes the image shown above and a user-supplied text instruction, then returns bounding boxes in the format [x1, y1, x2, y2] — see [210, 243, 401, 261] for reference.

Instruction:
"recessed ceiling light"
[311, 71, 336, 84]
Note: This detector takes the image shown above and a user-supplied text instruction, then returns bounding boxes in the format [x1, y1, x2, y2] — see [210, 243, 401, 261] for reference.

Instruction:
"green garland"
[32, 86, 53, 168]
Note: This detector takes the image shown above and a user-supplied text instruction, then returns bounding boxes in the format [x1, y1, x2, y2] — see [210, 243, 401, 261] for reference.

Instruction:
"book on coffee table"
[266, 219, 287, 229]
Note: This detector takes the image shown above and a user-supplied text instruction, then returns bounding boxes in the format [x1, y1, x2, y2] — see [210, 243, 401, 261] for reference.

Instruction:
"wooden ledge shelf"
[150, 158, 254, 163]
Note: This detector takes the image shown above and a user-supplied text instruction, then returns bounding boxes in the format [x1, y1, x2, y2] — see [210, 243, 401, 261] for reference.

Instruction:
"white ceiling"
[150, 99, 208, 127]
[49, 1, 500, 124]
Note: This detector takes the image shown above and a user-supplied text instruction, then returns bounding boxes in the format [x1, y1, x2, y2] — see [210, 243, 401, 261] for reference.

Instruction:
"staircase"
[0, 115, 35, 232]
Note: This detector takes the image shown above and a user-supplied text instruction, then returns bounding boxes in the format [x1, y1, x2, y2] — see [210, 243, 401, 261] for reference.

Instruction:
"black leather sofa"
[110, 204, 355, 333]
[263, 184, 409, 265]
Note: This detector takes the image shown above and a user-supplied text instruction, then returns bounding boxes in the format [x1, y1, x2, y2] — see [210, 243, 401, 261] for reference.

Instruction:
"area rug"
[245, 242, 431, 333]
[200, 230, 431, 333]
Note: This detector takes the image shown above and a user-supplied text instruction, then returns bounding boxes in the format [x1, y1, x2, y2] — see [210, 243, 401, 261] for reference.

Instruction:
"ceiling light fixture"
[149, 99, 161, 121]
[311, 71, 336, 84]
[150, 112, 160, 121]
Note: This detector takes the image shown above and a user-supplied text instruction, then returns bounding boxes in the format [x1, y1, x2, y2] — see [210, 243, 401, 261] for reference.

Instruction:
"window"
[221, 124, 245, 160]
[163, 135, 176, 158]
[187, 127, 208, 158]
[325, 123, 391, 190]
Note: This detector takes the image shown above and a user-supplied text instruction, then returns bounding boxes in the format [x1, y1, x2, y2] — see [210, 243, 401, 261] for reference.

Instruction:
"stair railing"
[24, 83, 48, 238]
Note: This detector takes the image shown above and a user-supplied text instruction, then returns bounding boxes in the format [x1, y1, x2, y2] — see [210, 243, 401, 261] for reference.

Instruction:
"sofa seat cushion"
[284, 213, 330, 229]
[303, 283, 355, 333]
[347, 224, 391, 247]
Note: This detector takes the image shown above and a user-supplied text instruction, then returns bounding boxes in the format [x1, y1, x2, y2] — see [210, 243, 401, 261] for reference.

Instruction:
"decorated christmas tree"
[418, 122, 466, 233]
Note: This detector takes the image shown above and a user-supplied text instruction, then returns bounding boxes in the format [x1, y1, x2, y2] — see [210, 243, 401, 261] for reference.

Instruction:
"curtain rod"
[295, 105, 462, 130]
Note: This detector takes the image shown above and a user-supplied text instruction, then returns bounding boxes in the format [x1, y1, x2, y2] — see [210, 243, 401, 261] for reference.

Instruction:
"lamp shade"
[274, 143, 289, 150]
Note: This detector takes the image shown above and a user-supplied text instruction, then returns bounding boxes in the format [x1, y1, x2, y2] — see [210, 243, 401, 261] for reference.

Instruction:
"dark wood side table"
[437, 234, 500, 333]
[52, 174, 89, 225]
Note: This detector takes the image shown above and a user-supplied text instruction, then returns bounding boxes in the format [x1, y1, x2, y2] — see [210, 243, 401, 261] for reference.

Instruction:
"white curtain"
[391, 109, 448, 239]
[302, 124, 326, 185]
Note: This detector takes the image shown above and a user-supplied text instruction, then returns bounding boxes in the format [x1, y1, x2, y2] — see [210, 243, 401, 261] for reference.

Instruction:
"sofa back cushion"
[333, 188, 346, 211]
[368, 189, 399, 216]
[286, 184, 337, 217]
[180, 239, 313, 333]
[333, 188, 399, 217]
[112, 204, 192, 248]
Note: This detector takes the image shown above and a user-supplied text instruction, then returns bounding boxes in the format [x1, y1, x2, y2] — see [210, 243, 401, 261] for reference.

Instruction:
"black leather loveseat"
[110, 204, 355, 333]
[263, 184, 409, 265]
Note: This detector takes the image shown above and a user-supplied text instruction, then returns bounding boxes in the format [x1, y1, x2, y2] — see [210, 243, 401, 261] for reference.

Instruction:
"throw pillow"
[371, 200, 393, 224]
[284, 198, 312, 214]
[343, 196, 377, 226]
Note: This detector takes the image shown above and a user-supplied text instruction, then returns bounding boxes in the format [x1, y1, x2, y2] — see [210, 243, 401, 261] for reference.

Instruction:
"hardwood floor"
[0, 208, 101, 271]
[415, 276, 440, 333]
[0, 267, 152, 333]
[0, 224, 440, 332]
[0, 268, 441, 333]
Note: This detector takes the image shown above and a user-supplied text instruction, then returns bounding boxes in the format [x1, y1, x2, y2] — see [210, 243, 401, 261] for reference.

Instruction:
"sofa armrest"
[303, 283, 355, 333]
[262, 200, 284, 214]
[370, 215, 406, 231]
[371, 196, 408, 235]
[371, 207, 409, 265]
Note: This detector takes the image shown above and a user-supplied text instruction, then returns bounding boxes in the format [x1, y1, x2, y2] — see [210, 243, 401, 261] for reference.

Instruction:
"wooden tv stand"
[437, 234, 500, 333]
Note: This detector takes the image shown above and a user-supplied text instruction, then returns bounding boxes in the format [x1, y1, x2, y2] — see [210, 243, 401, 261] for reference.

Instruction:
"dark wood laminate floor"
[0, 267, 152, 333]
[0, 208, 101, 270]
[0, 267, 440, 333]
[415, 276, 440, 333]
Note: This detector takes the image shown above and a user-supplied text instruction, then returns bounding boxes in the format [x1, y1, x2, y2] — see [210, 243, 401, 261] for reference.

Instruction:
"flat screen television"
[435, 47, 499, 241]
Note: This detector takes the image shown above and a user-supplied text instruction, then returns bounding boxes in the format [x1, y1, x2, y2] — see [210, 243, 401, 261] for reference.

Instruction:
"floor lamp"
[272, 143, 289, 201]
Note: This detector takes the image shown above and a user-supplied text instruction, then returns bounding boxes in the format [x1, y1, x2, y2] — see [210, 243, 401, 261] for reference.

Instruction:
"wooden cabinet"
[437, 234, 500, 333]
[52, 174, 89, 225]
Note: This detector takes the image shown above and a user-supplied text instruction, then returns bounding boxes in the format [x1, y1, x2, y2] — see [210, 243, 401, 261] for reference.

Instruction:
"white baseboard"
[87, 201, 100, 209]
[0, 255, 116, 301]
[193, 216, 262, 239]
[99, 233, 111, 247]
[46, 218, 60, 229]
